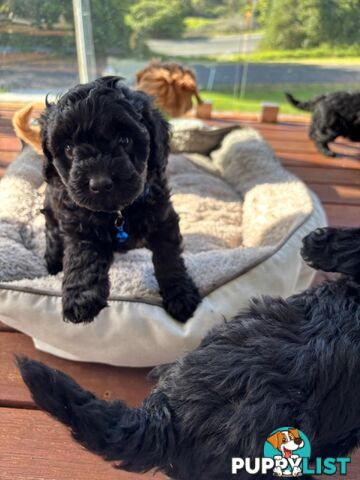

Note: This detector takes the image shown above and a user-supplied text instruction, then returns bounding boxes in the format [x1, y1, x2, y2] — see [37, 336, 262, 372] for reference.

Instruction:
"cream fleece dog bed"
[0, 124, 327, 366]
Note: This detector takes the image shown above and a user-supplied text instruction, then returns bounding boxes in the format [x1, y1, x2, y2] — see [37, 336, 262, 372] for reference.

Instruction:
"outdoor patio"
[0, 103, 359, 479]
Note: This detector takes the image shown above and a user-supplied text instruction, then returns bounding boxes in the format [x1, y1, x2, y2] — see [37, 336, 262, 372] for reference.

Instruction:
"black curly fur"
[18, 227, 360, 478]
[286, 91, 360, 157]
[40, 76, 200, 323]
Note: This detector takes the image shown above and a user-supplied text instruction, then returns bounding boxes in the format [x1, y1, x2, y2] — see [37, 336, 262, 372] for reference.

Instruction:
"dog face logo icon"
[264, 428, 311, 477]
[268, 429, 304, 459]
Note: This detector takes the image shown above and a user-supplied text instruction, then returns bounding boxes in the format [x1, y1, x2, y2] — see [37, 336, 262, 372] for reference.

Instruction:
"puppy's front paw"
[162, 277, 201, 323]
[62, 290, 107, 324]
[45, 256, 63, 275]
[301, 227, 332, 270]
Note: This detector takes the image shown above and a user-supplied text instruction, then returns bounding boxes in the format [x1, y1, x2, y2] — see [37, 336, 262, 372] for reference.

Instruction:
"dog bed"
[0, 123, 327, 366]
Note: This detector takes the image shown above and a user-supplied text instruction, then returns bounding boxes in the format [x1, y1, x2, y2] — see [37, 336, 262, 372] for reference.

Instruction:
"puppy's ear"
[133, 91, 170, 174]
[267, 432, 282, 450]
[39, 103, 56, 181]
[289, 428, 300, 439]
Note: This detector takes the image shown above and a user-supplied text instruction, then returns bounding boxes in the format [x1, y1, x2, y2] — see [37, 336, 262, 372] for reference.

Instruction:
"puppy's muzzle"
[89, 175, 113, 194]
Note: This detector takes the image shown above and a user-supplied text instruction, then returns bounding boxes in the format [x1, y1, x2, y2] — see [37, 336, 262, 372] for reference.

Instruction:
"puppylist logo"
[232, 427, 351, 477]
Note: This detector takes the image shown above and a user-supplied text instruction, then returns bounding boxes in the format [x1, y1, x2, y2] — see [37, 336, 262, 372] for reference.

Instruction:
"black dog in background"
[40, 76, 200, 323]
[19, 226, 360, 479]
[286, 91, 360, 157]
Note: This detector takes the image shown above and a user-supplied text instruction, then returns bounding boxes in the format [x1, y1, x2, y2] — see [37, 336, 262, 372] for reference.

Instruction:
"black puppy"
[40, 76, 200, 323]
[286, 91, 360, 157]
[18, 226, 360, 479]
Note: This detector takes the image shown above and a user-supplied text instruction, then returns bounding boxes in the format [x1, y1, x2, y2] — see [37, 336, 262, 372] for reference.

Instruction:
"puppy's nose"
[89, 176, 113, 194]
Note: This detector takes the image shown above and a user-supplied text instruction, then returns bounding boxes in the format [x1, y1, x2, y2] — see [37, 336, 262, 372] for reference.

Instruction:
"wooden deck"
[0, 104, 359, 479]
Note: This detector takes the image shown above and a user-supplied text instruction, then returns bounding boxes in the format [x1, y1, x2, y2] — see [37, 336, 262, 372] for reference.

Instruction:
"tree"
[2, 0, 132, 55]
[90, 0, 131, 55]
[126, 0, 185, 40]
[5, 0, 72, 29]
[261, 0, 306, 49]
[261, 0, 360, 49]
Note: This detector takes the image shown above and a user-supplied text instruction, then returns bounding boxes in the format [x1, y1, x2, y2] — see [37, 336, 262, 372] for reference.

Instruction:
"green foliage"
[126, 0, 185, 40]
[90, 0, 131, 55]
[2, 0, 360, 58]
[256, 0, 272, 26]
[1, 0, 131, 55]
[6, 0, 72, 29]
[261, 0, 360, 49]
[261, 0, 306, 49]
[190, 0, 225, 18]
[189, 0, 248, 18]
[184, 16, 215, 29]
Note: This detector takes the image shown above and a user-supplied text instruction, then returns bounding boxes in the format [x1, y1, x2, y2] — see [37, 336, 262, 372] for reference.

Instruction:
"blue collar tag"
[115, 214, 128, 243]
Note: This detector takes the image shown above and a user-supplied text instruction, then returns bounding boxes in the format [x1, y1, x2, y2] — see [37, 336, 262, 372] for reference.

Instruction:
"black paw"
[162, 277, 201, 323]
[45, 256, 63, 275]
[303, 227, 360, 277]
[62, 291, 107, 324]
[322, 150, 337, 158]
[301, 227, 331, 270]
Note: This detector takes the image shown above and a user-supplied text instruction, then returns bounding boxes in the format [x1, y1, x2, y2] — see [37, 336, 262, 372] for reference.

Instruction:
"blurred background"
[1, 0, 360, 114]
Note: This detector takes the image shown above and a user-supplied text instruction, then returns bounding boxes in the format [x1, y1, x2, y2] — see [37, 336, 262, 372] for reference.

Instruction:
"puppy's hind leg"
[309, 123, 337, 157]
[314, 140, 336, 157]
[301, 227, 360, 279]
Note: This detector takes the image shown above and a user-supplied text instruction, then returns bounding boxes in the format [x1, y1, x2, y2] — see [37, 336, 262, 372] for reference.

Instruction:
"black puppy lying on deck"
[19, 226, 360, 479]
[40, 76, 200, 323]
[286, 91, 360, 157]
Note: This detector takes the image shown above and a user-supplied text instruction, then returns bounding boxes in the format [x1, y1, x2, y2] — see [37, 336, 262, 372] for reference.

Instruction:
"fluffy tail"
[12, 104, 43, 154]
[17, 357, 175, 473]
[285, 92, 326, 112]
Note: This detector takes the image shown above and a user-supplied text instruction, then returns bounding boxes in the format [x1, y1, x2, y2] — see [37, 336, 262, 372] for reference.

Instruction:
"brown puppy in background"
[12, 103, 42, 154]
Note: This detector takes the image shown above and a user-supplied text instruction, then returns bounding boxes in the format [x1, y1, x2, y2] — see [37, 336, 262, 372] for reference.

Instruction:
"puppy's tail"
[285, 92, 325, 112]
[17, 357, 175, 473]
[12, 103, 43, 154]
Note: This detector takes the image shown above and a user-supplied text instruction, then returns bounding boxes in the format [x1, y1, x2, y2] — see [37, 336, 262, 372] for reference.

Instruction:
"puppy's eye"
[64, 144, 74, 159]
[118, 137, 130, 145]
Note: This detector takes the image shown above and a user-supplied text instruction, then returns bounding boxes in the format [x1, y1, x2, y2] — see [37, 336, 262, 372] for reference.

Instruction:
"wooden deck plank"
[0, 150, 19, 163]
[286, 166, 360, 186]
[278, 151, 360, 170]
[0, 407, 359, 480]
[0, 408, 165, 480]
[0, 332, 152, 408]
[308, 184, 360, 205]
[323, 204, 359, 227]
[0, 136, 22, 151]
[256, 138, 360, 155]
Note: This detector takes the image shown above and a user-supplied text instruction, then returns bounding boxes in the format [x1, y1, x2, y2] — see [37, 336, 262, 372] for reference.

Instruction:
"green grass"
[184, 17, 216, 30]
[156, 43, 360, 65]
[201, 83, 360, 114]
[183, 15, 257, 38]
[202, 44, 360, 64]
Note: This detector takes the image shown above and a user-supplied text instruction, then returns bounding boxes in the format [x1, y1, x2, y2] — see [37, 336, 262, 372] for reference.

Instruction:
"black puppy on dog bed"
[286, 91, 360, 157]
[40, 76, 200, 323]
[18, 226, 360, 479]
